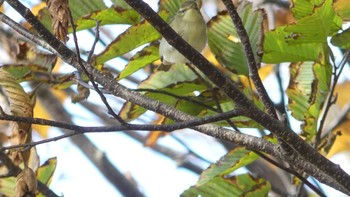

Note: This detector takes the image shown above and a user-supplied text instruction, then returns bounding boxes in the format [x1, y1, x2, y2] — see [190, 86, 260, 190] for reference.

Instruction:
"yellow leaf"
[259, 64, 275, 81]
[51, 88, 68, 102]
[334, 82, 350, 107]
[33, 99, 51, 138]
[52, 58, 63, 72]
[327, 121, 350, 157]
[32, 2, 47, 16]
[33, 89, 67, 138]
[202, 47, 220, 67]
[239, 64, 275, 89]
[144, 115, 168, 147]
[333, 0, 350, 21]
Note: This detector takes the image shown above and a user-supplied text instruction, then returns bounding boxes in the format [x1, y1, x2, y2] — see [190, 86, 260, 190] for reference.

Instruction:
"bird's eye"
[179, 9, 186, 14]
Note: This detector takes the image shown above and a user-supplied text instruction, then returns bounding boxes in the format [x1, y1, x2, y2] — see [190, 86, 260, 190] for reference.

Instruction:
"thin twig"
[186, 64, 240, 132]
[315, 51, 350, 146]
[87, 20, 100, 63]
[254, 151, 324, 196]
[0, 108, 240, 150]
[68, 11, 126, 125]
[135, 88, 219, 112]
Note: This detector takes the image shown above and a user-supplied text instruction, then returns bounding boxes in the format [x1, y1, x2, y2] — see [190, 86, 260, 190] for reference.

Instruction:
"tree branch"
[67, 10, 126, 125]
[0, 107, 241, 150]
[316, 51, 350, 145]
[221, 0, 277, 119]
[3, 0, 350, 193]
[120, 0, 350, 194]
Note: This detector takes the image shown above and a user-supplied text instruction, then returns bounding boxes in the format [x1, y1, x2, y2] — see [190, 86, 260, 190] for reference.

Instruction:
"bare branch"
[0, 108, 241, 150]
[316, 51, 350, 145]
[67, 10, 126, 125]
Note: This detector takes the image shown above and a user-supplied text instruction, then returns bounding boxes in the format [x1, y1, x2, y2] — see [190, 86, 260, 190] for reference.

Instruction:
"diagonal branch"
[67, 10, 126, 125]
[2, 0, 350, 194]
[221, 0, 278, 119]
[120, 0, 350, 194]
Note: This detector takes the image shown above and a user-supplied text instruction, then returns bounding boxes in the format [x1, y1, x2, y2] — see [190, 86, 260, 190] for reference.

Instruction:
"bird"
[158, 0, 207, 71]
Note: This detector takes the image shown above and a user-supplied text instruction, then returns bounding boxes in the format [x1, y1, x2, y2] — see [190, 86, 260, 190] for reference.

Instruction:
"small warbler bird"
[159, 0, 207, 71]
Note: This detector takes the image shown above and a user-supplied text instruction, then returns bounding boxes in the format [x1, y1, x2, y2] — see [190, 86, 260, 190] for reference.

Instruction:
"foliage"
[0, 0, 350, 196]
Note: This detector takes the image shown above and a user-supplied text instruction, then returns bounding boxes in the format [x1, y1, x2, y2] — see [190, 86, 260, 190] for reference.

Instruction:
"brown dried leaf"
[0, 38, 57, 71]
[0, 69, 33, 164]
[47, 0, 69, 43]
[15, 167, 37, 197]
[71, 83, 90, 103]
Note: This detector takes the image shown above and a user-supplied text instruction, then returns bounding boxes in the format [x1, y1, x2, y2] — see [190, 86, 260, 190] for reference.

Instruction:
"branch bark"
[2, 0, 350, 194]
[221, 0, 277, 119]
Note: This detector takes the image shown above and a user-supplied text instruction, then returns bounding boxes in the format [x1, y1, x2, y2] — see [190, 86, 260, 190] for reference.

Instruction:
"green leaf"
[139, 63, 197, 89]
[262, 26, 323, 63]
[69, 0, 107, 20]
[0, 177, 16, 197]
[262, 0, 342, 63]
[287, 62, 313, 120]
[119, 82, 207, 122]
[198, 147, 259, 186]
[75, 7, 141, 31]
[333, 0, 350, 20]
[1, 64, 48, 81]
[197, 100, 262, 128]
[111, 0, 132, 9]
[0, 158, 57, 197]
[287, 61, 331, 141]
[37, 8, 54, 34]
[1, 64, 76, 89]
[331, 27, 350, 49]
[286, 0, 342, 44]
[37, 158, 57, 197]
[94, 11, 168, 65]
[291, 0, 323, 20]
[117, 45, 159, 80]
[145, 83, 207, 112]
[182, 174, 270, 197]
[208, 2, 265, 75]
[158, 0, 184, 18]
[119, 101, 147, 122]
